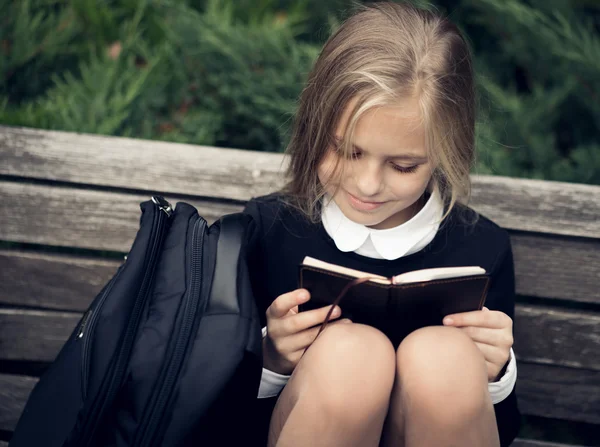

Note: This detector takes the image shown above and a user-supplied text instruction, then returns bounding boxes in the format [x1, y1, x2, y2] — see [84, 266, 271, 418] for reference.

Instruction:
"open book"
[298, 256, 490, 346]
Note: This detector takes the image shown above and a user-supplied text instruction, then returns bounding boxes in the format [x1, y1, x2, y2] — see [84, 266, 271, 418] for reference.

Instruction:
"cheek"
[388, 168, 433, 199]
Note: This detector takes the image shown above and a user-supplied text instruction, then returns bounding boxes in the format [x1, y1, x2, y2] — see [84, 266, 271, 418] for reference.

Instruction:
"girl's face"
[318, 98, 434, 230]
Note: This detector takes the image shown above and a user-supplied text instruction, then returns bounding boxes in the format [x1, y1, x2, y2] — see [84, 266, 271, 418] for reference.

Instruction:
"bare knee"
[395, 326, 490, 421]
[297, 323, 396, 419]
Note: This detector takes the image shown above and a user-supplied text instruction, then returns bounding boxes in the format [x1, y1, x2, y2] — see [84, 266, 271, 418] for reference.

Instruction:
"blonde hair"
[282, 1, 476, 222]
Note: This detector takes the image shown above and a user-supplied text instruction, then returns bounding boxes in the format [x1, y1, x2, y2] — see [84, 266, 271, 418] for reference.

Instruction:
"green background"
[1, 0, 600, 186]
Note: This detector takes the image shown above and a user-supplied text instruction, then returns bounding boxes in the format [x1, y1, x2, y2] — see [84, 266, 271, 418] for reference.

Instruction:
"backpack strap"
[206, 213, 251, 314]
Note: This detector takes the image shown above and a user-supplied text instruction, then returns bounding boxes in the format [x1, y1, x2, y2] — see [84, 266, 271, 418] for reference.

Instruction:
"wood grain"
[0, 125, 286, 202]
[0, 181, 242, 252]
[0, 373, 37, 434]
[0, 309, 80, 362]
[1, 362, 598, 432]
[1, 125, 599, 238]
[514, 305, 600, 370]
[518, 363, 600, 425]
[511, 440, 587, 447]
[510, 233, 600, 303]
[469, 175, 600, 239]
[0, 250, 121, 311]
[1, 231, 600, 314]
[2, 305, 600, 370]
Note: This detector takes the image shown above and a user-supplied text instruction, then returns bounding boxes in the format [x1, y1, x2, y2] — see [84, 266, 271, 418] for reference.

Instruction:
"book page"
[392, 266, 486, 285]
[302, 256, 391, 285]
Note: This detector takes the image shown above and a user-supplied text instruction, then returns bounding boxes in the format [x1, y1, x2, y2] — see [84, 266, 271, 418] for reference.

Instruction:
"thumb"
[483, 306, 490, 311]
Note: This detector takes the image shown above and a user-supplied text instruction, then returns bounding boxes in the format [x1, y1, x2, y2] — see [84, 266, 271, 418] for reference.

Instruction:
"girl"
[244, 2, 520, 446]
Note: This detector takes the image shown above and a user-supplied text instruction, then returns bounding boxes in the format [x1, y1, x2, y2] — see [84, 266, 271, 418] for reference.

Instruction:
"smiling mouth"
[345, 190, 387, 211]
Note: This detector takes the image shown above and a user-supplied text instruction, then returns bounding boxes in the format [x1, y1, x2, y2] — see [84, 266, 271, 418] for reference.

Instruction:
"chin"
[340, 204, 390, 226]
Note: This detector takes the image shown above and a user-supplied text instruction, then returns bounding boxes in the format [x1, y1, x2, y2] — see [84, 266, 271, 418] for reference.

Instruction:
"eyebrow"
[334, 137, 428, 162]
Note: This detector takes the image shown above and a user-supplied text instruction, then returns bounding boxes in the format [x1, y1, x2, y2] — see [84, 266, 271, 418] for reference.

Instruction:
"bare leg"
[381, 326, 500, 447]
[268, 323, 396, 447]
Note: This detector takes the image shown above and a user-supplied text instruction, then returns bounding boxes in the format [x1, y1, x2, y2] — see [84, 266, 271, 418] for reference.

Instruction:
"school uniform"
[243, 191, 521, 446]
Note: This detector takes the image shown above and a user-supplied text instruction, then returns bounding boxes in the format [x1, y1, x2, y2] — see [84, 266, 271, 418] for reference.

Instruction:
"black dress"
[243, 194, 521, 447]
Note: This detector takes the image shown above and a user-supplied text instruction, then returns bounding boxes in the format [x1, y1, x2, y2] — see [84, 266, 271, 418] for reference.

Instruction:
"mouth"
[344, 190, 387, 212]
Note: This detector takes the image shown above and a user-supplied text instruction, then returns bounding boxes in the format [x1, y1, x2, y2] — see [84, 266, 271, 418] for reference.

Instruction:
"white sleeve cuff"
[258, 326, 291, 398]
[488, 348, 517, 404]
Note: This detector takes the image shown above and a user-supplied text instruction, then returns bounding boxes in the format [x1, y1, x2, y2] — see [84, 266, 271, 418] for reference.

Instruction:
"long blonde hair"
[282, 1, 476, 222]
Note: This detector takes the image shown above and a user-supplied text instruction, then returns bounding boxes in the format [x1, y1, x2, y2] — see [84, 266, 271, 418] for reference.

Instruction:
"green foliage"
[466, 0, 600, 183]
[1, 0, 599, 183]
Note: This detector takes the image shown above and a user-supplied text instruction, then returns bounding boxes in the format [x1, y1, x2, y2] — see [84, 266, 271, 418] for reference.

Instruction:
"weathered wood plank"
[1, 233, 599, 311]
[5, 183, 599, 303]
[510, 233, 600, 303]
[1, 125, 600, 238]
[0, 250, 120, 311]
[0, 125, 286, 202]
[0, 373, 37, 434]
[0, 309, 80, 362]
[469, 175, 600, 239]
[511, 440, 587, 447]
[1, 363, 598, 433]
[0, 181, 242, 252]
[514, 306, 600, 370]
[2, 305, 600, 371]
[518, 363, 600, 425]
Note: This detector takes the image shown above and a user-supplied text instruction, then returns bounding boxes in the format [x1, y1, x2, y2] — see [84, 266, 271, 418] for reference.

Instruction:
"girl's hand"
[263, 289, 350, 375]
[443, 307, 513, 382]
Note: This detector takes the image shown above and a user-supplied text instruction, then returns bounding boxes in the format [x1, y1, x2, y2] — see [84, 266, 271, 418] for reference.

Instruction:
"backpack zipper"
[134, 215, 206, 447]
[71, 196, 172, 447]
[79, 270, 120, 398]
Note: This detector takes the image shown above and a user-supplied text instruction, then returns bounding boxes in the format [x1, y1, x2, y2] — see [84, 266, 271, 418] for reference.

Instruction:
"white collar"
[321, 190, 444, 260]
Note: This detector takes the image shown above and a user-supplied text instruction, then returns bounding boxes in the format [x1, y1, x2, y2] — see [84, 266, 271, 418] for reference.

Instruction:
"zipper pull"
[77, 309, 93, 339]
[152, 196, 173, 217]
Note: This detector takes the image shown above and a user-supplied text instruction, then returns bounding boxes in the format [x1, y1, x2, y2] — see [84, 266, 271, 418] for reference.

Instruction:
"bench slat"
[510, 233, 600, 303]
[0, 181, 242, 252]
[511, 440, 588, 447]
[1, 363, 598, 434]
[2, 126, 600, 238]
[2, 235, 600, 312]
[0, 309, 80, 362]
[0, 250, 120, 311]
[2, 181, 600, 303]
[518, 363, 600, 425]
[2, 233, 599, 313]
[0, 125, 285, 203]
[0, 373, 37, 434]
[515, 305, 600, 370]
[2, 306, 600, 371]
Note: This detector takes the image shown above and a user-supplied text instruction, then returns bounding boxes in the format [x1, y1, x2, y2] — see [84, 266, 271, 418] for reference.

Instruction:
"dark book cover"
[299, 265, 490, 347]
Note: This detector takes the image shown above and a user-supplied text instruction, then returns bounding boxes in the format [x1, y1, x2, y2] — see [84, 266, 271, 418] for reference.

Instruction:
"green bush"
[1, 0, 599, 184]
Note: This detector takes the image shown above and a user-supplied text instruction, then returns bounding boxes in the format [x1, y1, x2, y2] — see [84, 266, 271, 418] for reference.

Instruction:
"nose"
[353, 160, 383, 198]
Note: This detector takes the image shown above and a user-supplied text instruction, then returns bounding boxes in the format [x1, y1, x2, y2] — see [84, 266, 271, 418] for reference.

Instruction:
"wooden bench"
[0, 125, 599, 447]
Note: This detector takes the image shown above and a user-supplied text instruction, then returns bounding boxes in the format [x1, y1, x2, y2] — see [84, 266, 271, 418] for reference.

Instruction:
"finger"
[460, 326, 514, 349]
[443, 309, 510, 329]
[473, 341, 509, 367]
[279, 304, 342, 336]
[267, 289, 310, 319]
[483, 307, 489, 311]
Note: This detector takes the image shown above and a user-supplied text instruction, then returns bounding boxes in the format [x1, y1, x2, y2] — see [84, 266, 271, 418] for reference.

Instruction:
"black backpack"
[10, 197, 263, 447]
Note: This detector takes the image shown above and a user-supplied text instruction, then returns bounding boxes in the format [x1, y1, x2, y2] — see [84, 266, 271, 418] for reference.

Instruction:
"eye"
[350, 149, 362, 160]
[391, 163, 419, 174]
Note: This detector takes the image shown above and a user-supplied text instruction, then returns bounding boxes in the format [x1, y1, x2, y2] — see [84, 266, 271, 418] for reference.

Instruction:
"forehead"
[335, 97, 427, 157]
